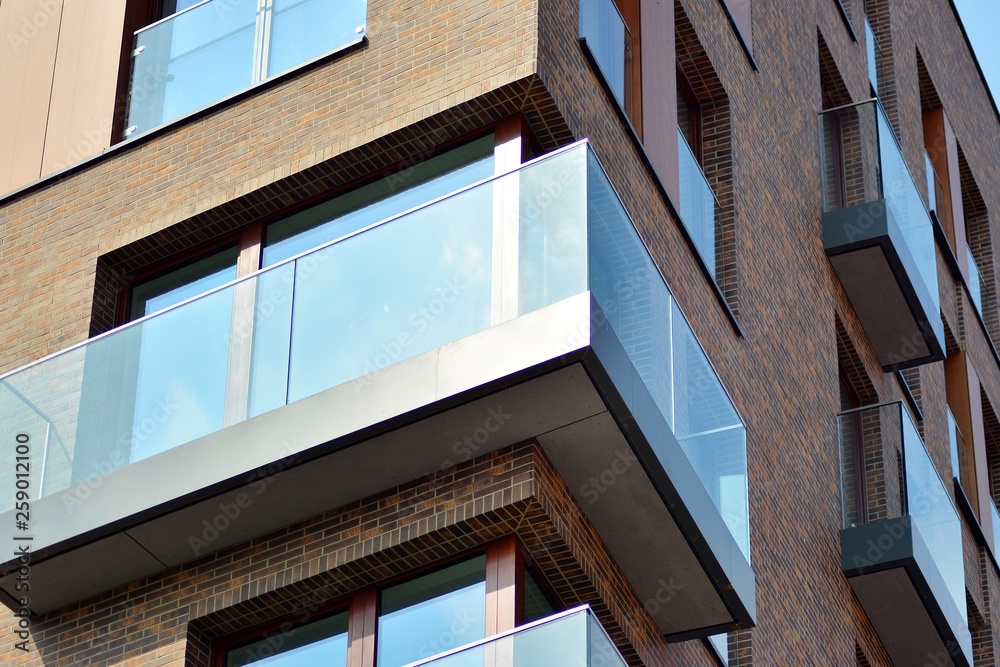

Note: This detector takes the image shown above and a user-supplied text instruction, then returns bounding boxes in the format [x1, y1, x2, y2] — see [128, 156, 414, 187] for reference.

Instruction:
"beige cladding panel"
[0, 0, 64, 194]
[42, 0, 128, 176]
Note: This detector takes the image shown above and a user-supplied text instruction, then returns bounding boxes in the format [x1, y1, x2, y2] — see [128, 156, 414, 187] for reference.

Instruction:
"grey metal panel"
[823, 200, 945, 370]
[0, 295, 595, 565]
[0, 293, 759, 638]
[584, 295, 756, 636]
[822, 200, 890, 251]
[849, 569, 962, 667]
[842, 519, 973, 667]
[0, 533, 163, 614]
[539, 413, 732, 634]
[830, 248, 931, 367]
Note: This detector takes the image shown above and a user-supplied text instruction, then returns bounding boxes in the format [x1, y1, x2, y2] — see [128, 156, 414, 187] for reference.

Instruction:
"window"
[577, 0, 642, 129]
[120, 132, 499, 325]
[677, 71, 702, 164]
[159, 0, 202, 19]
[212, 538, 565, 667]
[128, 245, 238, 320]
[377, 556, 487, 666]
[225, 610, 349, 667]
[523, 568, 559, 624]
[263, 134, 495, 266]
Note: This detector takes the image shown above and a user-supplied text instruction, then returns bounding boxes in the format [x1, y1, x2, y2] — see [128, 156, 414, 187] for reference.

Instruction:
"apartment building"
[0, 0, 996, 664]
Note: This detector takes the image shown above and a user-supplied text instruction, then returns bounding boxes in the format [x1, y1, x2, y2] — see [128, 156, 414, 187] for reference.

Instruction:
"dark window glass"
[677, 73, 701, 162]
[129, 245, 238, 320]
[160, 0, 203, 19]
[376, 555, 487, 667]
[523, 568, 558, 623]
[225, 610, 349, 667]
[262, 134, 495, 267]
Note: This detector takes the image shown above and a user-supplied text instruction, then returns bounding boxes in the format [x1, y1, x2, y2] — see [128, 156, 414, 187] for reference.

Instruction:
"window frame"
[676, 69, 703, 165]
[113, 115, 538, 329]
[208, 535, 564, 667]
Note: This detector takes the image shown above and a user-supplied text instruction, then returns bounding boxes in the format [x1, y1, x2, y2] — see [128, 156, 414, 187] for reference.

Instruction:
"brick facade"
[0, 0, 998, 665]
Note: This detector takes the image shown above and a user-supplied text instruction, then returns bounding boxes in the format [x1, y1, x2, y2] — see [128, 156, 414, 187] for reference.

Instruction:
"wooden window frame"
[210, 535, 562, 667]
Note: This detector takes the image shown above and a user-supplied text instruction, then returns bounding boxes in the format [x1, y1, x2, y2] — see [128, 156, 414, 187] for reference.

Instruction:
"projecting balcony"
[124, 0, 366, 137]
[407, 606, 626, 667]
[839, 403, 971, 667]
[0, 141, 753, 636]
[820, 100, 944, 370]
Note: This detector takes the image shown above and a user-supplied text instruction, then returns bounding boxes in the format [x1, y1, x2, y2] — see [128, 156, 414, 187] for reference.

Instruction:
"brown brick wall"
[1, 0, 1000, 665]
[0, 442, 720, 667]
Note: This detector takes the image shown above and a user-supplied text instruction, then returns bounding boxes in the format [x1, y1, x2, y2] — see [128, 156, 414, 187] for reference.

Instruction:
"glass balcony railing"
[578, 0, 630, 112]
[948, 407, 968, 484]
[838, 403, 966, 630]
[989, 500, 1000, 563]
[925, 151, 944, 218]
[677, 128, 722, 279]
[125, 0, 367, 136]
[404, 606, 626, 667]
[966, 245, 985, 315]
[864, 16, 881, 94]
[0, 140, 749, 559]
[819, 100, 943, 353]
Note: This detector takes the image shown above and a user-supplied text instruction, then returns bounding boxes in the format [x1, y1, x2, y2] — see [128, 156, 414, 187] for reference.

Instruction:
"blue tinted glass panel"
[226, 610, 348, 667]
[269, 0, 365, 76]
[377, 556, 487, 667]
[263, 136, 494, 266]
[130, 246, 238, 319]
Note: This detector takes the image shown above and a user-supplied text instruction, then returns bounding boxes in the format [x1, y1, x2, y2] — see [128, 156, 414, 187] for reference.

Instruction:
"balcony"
[125, 0, 367, 137]
[820, 100, 944, 370]
[406, 606, 625, 667]
[0, 141, 753, 636]
[677, 129, 722, 279]
[839, 403, 971, 667]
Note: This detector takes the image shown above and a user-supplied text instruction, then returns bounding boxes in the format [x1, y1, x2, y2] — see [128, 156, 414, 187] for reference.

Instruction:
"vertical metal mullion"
[37, 421, 51, 500]
[252, 0, 273, 83]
